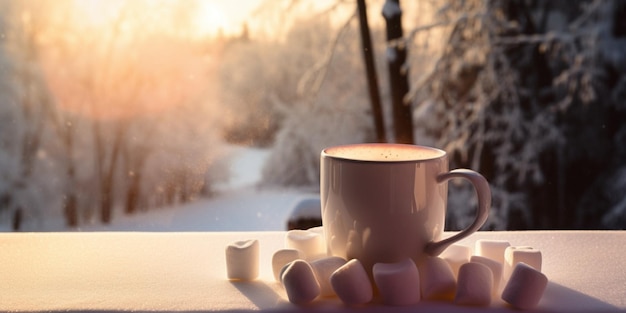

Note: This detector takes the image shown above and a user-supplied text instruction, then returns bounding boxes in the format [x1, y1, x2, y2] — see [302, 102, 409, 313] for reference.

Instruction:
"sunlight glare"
[192, 1, 229, 36]
[72, 0, 125, 27]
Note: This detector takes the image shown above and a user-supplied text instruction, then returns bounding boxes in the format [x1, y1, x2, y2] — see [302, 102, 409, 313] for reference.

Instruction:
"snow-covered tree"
[1, 0, 229, 229]
[0, 1, 60, 230]
[257, 0, 625, 230]
[258, 5, 377, 187]
[408, 0, 626, 229]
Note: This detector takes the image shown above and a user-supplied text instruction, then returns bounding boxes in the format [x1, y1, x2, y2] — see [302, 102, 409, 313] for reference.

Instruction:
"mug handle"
[424, 169, 491, 256]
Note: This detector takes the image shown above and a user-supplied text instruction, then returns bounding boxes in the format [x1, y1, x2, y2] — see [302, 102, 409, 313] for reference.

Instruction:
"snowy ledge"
[0, 231, 624, 312]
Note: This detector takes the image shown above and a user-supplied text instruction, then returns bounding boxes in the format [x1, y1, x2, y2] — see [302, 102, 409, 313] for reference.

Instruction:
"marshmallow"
[310, 256, 347, 297]
[281, 259, 321, 305]
[440, 244, 471, 277]
[454, 262, 493, 306]
[225, 239, 259, 281]
[418, 257, 456, 300]
[309, 226, 326, 250]
[308, 226, 325, 236]
[272, 249, 302, 281]
[372, 258, 421, 306]
[501, 262, 548, 310]
[474, 239, 510, 264]
[504, 246, 542, 280]
[286, 230, 326, 260]
[470, 255, 503, 294]
[330, 259, 373, 306]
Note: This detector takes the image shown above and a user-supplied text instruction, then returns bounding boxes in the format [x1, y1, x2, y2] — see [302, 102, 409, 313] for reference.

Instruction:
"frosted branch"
[569, 0, 604, 30]
[491, 32, 574, 45]
[386, 13, 484, 49]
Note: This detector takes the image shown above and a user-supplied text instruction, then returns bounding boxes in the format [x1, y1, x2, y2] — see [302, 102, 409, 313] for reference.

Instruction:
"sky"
[67, 0, 265, 38]
[193, 0, 264, 36]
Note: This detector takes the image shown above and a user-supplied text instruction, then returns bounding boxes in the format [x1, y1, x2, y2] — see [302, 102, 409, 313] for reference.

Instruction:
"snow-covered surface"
[213, 145, 272, 191]
[77, 145, 317, 232]
[81, 188, 316, 232]
[1, 231, 624, 312]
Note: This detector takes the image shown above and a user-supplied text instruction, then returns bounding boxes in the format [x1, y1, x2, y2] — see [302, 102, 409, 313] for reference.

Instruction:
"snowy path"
[82, 187, 317, 231]
[81, 145, 317, 231]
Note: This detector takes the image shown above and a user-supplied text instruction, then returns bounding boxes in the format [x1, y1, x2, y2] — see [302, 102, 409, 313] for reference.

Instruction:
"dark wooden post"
[357, 0, 386, 143]
[382, 0, 414, 144]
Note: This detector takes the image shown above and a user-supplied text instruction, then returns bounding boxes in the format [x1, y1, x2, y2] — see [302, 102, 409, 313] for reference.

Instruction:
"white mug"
[320, 143, 490, 273]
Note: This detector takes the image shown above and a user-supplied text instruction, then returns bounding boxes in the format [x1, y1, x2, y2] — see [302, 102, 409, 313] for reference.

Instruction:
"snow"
[74, 145, 317, 232]
[213, 145, 272, 191]
[82, 187, 316, 232]
[288, 197, 321, 220]
[2, 231, 625, 311]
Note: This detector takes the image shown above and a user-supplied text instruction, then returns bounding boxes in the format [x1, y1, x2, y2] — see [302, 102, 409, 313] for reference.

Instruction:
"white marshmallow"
[330, 259, 373, 306]
[281, 259, 321, 305]
[310, 256, 347, 297]
[454, 262, 493, 306]
[501, 262, 548, 310]
[286, 230, 326, 260]
[225, 239, 259, 281]
[373, 258, 421, 306]
[272, 249, 302, 281]
[474, 239, 510, 264]
[504, 246, 542, 280]
[470, 255, 503, 294]
[440, 244, 471, 277]
[418, 257, 456, 300]
[309, 226, 326, 250]
[308, 226, 325, 236]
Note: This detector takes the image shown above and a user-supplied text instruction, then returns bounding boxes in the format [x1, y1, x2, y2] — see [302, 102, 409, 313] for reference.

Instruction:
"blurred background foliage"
[0, 0, 624, 231]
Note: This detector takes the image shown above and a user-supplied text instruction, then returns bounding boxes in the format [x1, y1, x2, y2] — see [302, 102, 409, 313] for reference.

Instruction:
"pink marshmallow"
[470, 255, 503, 294]
[281, 259, 320, 305]
[474, 239, 510, 264]
[310, 256, 347, 297]
[501, 262, 548, 310]
[372, 258, 421, 306]
[272, 249, 302, 281]
[418, 257, 456, 301]
[504, 246, 542, 280]
[440, 244, 471, 277]
[454, 262, 493, 306]
[330, 259, 373, 306]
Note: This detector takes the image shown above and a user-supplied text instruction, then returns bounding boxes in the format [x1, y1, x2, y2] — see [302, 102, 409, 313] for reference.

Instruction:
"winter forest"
[0, 0, 624, 232]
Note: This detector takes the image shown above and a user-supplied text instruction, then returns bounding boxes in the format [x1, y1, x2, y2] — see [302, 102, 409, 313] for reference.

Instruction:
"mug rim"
[321, 143, 447, 163]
